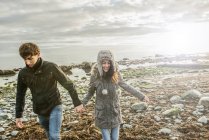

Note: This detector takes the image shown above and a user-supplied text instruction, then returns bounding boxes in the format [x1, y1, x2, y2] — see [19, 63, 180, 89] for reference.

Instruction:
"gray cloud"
[0, 0, 209, 45]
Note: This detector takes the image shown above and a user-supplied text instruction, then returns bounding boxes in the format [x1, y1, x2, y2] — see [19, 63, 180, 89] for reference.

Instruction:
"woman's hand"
[75, 104, 85, 113]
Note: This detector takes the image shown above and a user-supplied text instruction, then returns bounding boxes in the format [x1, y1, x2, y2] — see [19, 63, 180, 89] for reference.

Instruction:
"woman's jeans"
[38, 105, 63, 140]
[101, 126, 120, 140]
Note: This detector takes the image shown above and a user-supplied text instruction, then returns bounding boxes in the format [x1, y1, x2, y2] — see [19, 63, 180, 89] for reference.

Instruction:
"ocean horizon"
[0, 45, 153, 69]
[1, 43, 209, 69]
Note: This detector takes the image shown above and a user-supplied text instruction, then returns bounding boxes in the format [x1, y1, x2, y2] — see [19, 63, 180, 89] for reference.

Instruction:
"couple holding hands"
[15, 42, 149, 140]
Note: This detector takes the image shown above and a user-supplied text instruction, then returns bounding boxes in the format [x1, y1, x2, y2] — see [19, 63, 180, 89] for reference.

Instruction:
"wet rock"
[123, 110, 129, 114]
[170, 95, 182, 104]
[154, 106, 162, 111]
[147, 105, 154, 111]
[171, 104, 184, 111]
[174, 119, 182, 124]
[201, 93, 209, 97]
[0, 127, 5, 132]
[154, 115, 161, 122]
[0, 135, 6, 140]
[192, 110, 203, 116]
[59, 65, 72, 75]
[158, 128, 171, 135]
[198, 97, 209, 107]
[123, 58, 129, 61]
[68, 120, 79, 125]
[162, 108, 181, 117]
[80, 62, 92, 73]
[170, 136, 179, 140]
[131, 102, 147, 112]
[195, 122, 203, 126]
[0, 113, 12, 121]
[197, 116, 208, 124]
[196, 105, 204, 112]
[0, 70, 16, 76]
[13, 68, 21, 72]
[0, 99, 7, 106]
[11, 131, 19, 136]
[118, 58, 130, 65]
[122, 124, 132, 129]
[155, 54, 164, 57]
[81, 77, 87, 80]
[181, 89, 202, 100]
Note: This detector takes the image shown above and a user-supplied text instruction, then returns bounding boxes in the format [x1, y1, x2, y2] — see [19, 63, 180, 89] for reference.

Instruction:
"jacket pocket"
[96, 105, 106, 119]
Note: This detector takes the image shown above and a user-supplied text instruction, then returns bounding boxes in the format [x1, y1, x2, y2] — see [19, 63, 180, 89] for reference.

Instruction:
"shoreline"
[1, 51, 209, 69]
[1, 53, 209, 139]
[1, 52, 209, 87]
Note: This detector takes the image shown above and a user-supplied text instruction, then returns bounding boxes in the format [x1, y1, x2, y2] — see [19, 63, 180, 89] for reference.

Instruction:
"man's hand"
[16, 118, 23, 128]
[75, 104, 85, 113]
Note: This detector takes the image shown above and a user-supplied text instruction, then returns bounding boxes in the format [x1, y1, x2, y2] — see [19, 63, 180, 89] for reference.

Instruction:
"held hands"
[75, 104, 85, 113]
[16, 118, 24, 128]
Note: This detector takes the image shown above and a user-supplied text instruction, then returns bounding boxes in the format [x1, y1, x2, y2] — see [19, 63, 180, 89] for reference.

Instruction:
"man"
[15, 42, 84, 140]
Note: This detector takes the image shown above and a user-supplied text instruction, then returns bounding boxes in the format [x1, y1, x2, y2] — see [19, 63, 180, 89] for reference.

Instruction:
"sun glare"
[155, 22, 209, 55]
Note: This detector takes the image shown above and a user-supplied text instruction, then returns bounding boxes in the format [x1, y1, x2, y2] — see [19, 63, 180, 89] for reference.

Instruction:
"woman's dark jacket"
[82, 50, 145, 129]
[15, 58, 81, 118]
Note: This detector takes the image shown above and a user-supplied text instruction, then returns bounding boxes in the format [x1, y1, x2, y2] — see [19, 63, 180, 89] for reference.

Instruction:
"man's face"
[24, 54, 40, 68]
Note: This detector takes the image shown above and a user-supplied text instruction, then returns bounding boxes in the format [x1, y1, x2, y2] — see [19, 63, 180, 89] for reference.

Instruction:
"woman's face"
[102, 60, 110, 72]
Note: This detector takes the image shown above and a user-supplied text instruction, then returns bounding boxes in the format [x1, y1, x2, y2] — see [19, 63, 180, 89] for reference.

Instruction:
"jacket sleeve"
[118, 72, 145, 101]
[82, 75, 96, 105]
[52, 64, 82, 107]
[15, 72, 27, 118]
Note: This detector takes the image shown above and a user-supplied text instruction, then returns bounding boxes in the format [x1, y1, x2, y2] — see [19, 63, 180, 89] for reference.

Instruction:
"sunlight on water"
[140, 22, 209, 55]
[166, 22, 208, 53]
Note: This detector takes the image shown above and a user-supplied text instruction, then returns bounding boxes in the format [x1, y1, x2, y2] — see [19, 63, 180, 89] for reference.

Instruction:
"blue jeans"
[38, 105, 63, 140]
[101, 126, 120, 140]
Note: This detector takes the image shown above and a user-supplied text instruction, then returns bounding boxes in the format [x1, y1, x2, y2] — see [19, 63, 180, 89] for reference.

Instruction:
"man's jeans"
[38, 105, 63, 140]
[101, 126, 120, 140]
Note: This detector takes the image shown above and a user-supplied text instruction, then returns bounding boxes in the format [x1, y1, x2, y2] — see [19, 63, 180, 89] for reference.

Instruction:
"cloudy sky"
[1, 0, 209, 68]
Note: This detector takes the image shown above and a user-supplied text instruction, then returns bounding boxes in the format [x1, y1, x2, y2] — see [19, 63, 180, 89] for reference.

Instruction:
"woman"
[82, 50, 149, 140]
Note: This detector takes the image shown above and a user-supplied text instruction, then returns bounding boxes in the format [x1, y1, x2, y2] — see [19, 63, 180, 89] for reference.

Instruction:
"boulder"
[0, 70, 16, 76]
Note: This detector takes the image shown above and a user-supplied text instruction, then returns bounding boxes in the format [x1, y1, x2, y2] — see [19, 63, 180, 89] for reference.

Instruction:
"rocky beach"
[1, 53, 209, 140]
